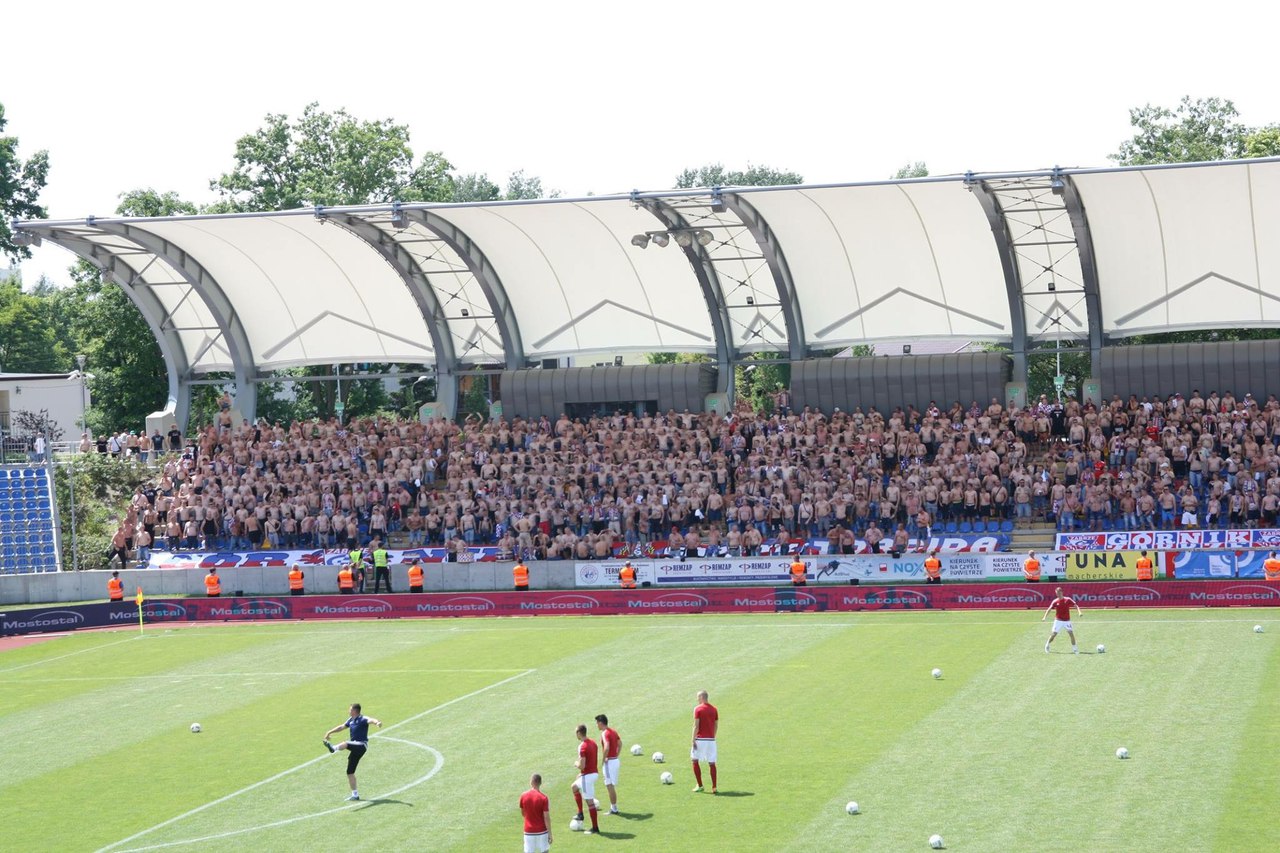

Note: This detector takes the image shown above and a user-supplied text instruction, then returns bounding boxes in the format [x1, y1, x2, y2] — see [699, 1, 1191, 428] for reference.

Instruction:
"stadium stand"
[0, 465, 61, 574]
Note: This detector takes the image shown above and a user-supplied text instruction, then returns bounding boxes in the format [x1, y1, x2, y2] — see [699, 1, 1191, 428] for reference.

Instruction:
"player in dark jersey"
[1042, 587, 1082, 654]
[323, 702, 383, 801]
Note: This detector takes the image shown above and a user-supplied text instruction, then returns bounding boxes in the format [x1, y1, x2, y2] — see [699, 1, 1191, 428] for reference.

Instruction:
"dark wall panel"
[498, 364, 722, 420]
[790, 353, 1012, 414]
[1101, 340, 1280, 403]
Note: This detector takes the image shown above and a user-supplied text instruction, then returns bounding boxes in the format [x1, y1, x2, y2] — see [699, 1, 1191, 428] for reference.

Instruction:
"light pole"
[75, 353, 89, 435]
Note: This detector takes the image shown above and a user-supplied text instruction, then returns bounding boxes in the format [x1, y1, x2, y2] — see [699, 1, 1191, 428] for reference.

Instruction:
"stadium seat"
[944, 521, 957, 534]
[958, 521, 972, 534]
[1000, 520, 1014, 533]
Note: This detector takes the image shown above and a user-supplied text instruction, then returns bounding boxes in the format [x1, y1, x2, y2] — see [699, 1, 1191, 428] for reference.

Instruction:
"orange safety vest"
[107, 577, 124, 600]
[790, 561, 807, 585]
[924, 557, 942, 580]
[513, 563, 529, 588]
[1023, 559, 1041, 581]
[408, 565, 424, 586]
[1265, 558, 1280, 581]
[337, 567, 354, 590]
[288, 569, 305, 590]
[204, 573, 222, 595]
[619, 565, 636, 588]
[1135, 557, 1154, 582]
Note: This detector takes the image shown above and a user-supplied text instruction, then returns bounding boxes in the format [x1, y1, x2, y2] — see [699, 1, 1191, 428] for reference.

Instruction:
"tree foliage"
[0, 276, 65, 373]
[0, 102, 50, 264]
[675, 163, 804, 189]
[209, 103, 455, 211]
[892, 162, 929, 179]
[116, 189, 199, 217]
[1111, 96, 1265, 165]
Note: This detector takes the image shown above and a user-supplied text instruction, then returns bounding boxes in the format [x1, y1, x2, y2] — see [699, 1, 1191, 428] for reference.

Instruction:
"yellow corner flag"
[136, 587, 145, 634]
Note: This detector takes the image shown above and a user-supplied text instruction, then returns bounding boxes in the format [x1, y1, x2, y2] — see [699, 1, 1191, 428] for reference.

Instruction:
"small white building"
[0, 373, 90, 448]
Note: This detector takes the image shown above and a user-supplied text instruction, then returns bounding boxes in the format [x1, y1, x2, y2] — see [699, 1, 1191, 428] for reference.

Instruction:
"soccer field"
[2, 609, 1277, 852]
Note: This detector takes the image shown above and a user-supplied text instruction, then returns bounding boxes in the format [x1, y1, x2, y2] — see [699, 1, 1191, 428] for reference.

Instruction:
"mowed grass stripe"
[798, 616, 1272, 852]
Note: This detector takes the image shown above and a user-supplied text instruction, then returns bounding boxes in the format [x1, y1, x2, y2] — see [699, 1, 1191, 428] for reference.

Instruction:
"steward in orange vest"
[790, 559, 807, 586]
[1023, 552, 1041, 583]
[288, 565, 305, 596]
[513, 561, 530, 590]
[619, 562, 637, 589]
[1135, 552, 1154, 582]
[1264, 552, 1280, 582]
[107, 571, 124, 601]
[924, 551, 942, 584]
[408, 561, 425, 593]
[204, 568, 222, 597]
[337, 566, 354, 594]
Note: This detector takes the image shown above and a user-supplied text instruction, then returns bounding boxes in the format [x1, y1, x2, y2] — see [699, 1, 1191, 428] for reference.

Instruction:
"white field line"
[95, 669, 535, 853]
[0, 635, 140, 673]
[115, 737, 444, 852]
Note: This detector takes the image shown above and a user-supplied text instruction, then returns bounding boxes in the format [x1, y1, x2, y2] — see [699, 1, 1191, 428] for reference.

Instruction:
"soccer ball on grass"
[931, 668, 942, 679]
[660, 771, 673, 784]
[1096, 644, 1106, 654]
[190, 723, 202, 733]
[569, 818, 583, 832]
[845, 801, 859, 814]
[652, 751, 665, 763]
[1116, 747, 1129, 759]
[1255, 625, 1264, 633]
[631, 744, 643, 756]
[929, 834, 944, 849]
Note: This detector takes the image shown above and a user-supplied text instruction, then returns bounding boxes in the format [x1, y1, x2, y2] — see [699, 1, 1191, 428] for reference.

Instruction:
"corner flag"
[136, 587, 145, 634]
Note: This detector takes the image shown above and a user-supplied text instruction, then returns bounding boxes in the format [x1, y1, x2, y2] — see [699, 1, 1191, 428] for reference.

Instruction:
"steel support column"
[968, 178, 1029, 383]
[636, 199, 736, 397]
[95, 224, 258, 421]
[717, 192, 807, 362]
[1058, 175, 1105, 369]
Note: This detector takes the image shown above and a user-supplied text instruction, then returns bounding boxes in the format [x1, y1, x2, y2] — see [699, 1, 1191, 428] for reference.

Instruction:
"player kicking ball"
[323, 702, 383, 801]
[1042, 587, 1082, 654]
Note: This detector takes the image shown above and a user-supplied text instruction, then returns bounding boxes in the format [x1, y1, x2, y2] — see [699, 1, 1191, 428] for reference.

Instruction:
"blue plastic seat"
[958, 521, 972, 534]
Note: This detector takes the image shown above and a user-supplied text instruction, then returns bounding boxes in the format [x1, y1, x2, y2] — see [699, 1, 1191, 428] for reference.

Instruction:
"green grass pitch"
[1, 609, 1277, 852]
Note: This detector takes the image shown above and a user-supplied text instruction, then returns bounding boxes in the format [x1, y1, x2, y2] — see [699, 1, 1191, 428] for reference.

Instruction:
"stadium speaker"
[641, 581, 651, 588]
[848, 578, 860, 586]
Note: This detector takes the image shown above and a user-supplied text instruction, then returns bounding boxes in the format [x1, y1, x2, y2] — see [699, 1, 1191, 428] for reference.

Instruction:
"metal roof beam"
[968, 180, 1028, 383]
[1057, 175, 1105, 369]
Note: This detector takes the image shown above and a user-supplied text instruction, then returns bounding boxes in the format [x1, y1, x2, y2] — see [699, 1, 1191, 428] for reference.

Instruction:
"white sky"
[7, 0, 1280, 287]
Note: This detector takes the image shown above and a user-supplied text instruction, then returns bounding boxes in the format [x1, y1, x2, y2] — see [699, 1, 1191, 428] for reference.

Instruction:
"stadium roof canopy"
[14, 156, 1280, 415]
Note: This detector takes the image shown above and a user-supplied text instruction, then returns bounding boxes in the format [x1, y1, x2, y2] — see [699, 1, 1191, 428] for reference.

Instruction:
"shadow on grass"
[615, 812, 653, 821]
[355, 798, 413, 810]
[594, 830, 637, 840]
[710, 790, 754, 797]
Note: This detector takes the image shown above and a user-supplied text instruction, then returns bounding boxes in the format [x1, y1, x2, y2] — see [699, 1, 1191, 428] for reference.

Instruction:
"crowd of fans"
[103, 387, 1280, 566]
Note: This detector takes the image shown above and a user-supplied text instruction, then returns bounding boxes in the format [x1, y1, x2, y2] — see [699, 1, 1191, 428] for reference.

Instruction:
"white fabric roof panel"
[431, 201, 716, 358]
[138, 217, 435, 370]
[745, 183, 1009, 349]
[1079, 160, 1280, 338]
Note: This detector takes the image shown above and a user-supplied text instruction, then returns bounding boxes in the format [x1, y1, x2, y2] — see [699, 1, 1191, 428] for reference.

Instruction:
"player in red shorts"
[571, 723, 600, 834]
[1042, 586, 1082, 654]
[519, 773, 551, 852]
[691, 689, 719, 793]
[596, 713, 622, 814]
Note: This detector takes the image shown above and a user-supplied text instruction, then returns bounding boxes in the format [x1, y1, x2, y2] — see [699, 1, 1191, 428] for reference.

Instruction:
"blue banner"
[1166, 551, 1237, 579]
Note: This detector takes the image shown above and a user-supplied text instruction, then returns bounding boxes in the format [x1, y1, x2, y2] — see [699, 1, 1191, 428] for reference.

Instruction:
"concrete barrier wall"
[0, 562, 582, 605]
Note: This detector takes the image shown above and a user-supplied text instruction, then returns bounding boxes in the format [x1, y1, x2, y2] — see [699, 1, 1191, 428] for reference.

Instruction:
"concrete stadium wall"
[791, 352, 1013, 414]
[0, 562, 580, 606]
[1100, 340, 1280, 402]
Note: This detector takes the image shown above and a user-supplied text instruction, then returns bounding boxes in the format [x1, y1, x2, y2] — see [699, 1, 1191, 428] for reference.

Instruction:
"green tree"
[0, 279, 63, 373]
[451, 172, 502, 202]
[675, 163, 804, 188]
[505, 169, 559, 199]
[116, 188, 199, 217]
[1245, 126, 1280, 158]
[209, 103, 455, 211]
[1111, 96, 1252, 165]
[892, 162, 929, 179]
[645, 352, 713, 365]
[0, 102, 50, 264]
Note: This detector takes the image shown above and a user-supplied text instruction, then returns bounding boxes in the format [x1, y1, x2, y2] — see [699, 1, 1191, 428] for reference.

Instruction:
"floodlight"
[695, 230, 714, 246]
[674, 232, 693, 248]
[651, 232, 670, 248]
[631, 234, 650, 248]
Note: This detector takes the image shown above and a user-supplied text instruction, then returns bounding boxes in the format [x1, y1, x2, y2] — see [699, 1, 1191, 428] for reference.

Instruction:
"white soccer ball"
[569, 818, 583, 832]
[1096, 644, 1106, 654]
[930, 834, 944, 849]
[931, 668, 942, 679]
[660, 771, 673, 785]
[190, 723, 202, 733]
[845, 801, 859, 815]
[631, 744, 643, 756]
[1255, 625, 1264, 633]
[652, 751, 665, 763]
[1116, 747, 1129, 759]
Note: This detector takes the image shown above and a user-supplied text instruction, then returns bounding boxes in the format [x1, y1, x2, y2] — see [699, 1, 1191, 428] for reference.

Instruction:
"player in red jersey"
[571, 723, 600, 834]
[519, 773, 552, 852]
[691, 689, 719, 793]
[595, 714, 622, 815]
[1042, 586, 1082, 654]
